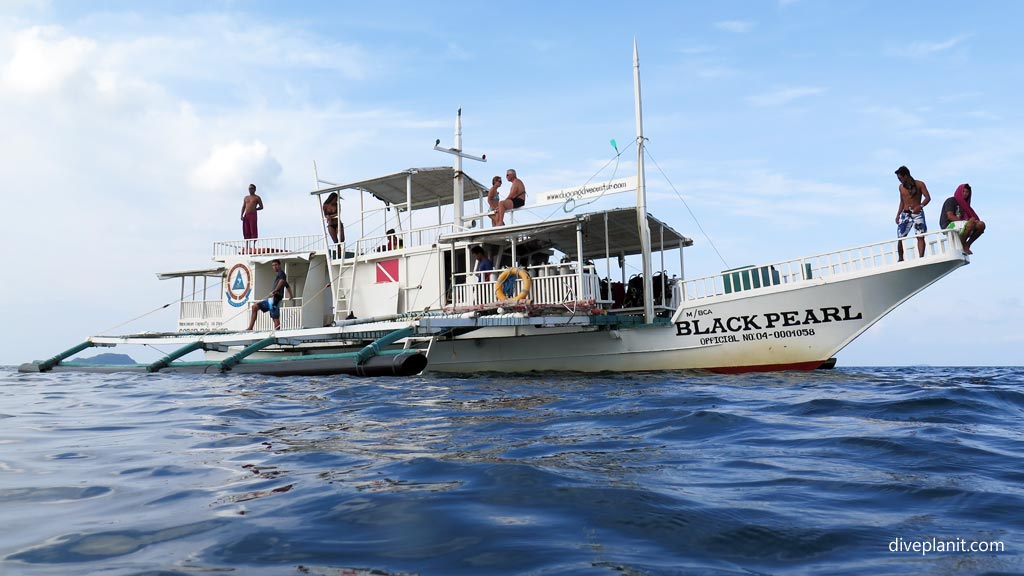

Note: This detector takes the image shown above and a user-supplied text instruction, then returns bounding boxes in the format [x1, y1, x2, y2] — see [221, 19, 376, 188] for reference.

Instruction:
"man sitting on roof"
[492, 169, 526, 226]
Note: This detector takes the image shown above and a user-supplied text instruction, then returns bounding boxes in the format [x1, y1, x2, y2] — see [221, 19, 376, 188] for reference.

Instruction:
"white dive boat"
[20, 44, 968, 376]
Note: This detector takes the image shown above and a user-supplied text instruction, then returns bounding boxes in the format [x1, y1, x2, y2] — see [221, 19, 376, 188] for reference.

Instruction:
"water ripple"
[1, 366, 1022, 575]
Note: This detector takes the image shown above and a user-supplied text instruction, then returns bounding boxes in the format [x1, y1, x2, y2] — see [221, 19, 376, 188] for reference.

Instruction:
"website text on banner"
[535, 177, 637, 207]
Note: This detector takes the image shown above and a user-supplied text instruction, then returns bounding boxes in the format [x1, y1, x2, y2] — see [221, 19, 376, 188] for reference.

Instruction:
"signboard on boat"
[225, 263, 252, 308]
[534, 176, 637, 206]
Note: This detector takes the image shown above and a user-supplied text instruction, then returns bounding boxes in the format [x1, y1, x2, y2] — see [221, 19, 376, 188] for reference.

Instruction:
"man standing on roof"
[894, 166, 930, 261]
[493, 169, 526, 226]
[241, 183, 263, 247]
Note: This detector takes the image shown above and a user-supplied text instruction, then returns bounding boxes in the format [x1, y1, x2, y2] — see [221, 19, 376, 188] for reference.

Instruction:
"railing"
[213, 235, 326, 258]
[679, 229, 961, 302]
[450, 264, 608, 307]
[254, 305, 303, 331]
[180, 300, 222, 322]
[356, 223, 458, 255]
[176, 300, 305, 332]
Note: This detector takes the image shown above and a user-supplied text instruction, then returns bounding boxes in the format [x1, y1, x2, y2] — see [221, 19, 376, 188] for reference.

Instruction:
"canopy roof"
[310, 166, 488, 211]
[438, 207, 692, 259]
[156, 266, 225, 280]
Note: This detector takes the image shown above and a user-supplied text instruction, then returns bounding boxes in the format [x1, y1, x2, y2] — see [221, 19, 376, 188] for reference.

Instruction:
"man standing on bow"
[894, 166, 931, 261]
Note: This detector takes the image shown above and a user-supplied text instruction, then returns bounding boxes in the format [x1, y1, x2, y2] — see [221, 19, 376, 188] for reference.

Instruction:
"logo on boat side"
[225, 263, 252, 307]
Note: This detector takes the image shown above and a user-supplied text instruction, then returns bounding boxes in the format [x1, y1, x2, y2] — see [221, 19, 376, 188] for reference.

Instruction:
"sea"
[1, 366, 1022, 576]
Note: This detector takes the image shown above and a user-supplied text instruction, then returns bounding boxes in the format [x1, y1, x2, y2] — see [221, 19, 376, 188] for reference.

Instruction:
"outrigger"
[20, 42, 969, 376]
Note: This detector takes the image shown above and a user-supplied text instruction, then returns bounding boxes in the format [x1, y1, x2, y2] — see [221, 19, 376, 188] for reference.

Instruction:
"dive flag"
[376, 259, 399, 283]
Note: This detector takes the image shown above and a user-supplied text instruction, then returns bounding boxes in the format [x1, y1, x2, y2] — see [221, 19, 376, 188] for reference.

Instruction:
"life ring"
[495, 267, 532, 300]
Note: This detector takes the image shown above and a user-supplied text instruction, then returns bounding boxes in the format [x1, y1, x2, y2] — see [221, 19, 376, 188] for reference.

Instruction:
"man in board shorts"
[894, 165, 931, 261]
[246, 259, 290, 330]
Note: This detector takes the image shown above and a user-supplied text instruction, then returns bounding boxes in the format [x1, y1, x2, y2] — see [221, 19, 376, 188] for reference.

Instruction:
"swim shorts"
[242, 212, 258, 239]
[897, 209, 927, 238]
[946, 220, 967, 235]
[257, 298, 281, 319]
[511, 197, 525, 209]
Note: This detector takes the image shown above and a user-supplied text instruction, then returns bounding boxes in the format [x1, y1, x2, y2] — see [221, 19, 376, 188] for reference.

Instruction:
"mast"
[434, 107, 486, 229]
[634, 40, 654, 324]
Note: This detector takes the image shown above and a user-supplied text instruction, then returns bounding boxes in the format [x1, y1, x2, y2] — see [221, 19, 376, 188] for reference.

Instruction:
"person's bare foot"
[962, 247, 973, 255]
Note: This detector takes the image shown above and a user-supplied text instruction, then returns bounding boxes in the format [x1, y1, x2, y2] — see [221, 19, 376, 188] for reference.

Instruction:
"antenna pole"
[634, 40, 654, 324]
[434, 108, 487, 230]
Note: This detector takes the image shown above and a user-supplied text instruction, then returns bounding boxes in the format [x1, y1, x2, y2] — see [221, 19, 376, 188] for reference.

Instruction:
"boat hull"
[423, 257, 964, 373]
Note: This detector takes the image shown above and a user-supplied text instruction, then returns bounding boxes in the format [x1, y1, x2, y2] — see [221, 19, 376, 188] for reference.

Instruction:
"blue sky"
[2, 1, 1020, 366]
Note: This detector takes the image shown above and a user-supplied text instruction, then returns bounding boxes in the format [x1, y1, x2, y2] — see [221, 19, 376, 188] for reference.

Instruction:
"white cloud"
[893, 34, 971, 58]
[715, 20, 755, 34]
[861, 105, 925, 129]
[189, 141, 283, 194]
[2, 25, 95, 94]
[746, 86, 826, 107]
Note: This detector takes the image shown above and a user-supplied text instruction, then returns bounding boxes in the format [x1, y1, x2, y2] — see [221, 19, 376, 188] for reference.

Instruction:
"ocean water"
[1, 366, 1022, 576]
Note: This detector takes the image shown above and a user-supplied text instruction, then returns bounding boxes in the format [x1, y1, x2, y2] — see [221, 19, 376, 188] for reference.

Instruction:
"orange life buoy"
[494, 267, 532, 300]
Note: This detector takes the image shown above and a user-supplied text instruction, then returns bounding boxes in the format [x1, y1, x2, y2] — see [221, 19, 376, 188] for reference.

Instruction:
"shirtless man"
[894, 166, 931, 261]
[493, 169, 526, 226]
[240, 183, 263, 245]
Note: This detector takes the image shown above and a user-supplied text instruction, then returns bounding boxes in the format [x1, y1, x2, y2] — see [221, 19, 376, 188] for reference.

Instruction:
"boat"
[19, 43, 968, 376]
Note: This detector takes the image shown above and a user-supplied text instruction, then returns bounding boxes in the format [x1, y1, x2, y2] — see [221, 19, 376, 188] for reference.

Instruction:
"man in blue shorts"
[246, 259, 290, 330]
[894, 165, 931, 261]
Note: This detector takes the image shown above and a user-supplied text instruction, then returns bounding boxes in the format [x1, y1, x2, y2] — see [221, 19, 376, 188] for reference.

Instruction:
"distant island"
[72, 353, 137, 365]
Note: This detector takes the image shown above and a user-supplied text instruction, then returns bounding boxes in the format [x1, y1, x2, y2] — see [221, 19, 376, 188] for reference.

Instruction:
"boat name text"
[676, 306, 863, 337]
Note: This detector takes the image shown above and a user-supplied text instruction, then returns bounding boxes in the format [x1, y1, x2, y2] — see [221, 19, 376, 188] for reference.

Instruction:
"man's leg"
[917, 236, 926, 258]
[897, 239, 906, 262]
[495, 199, 511, 226]
[271, 305, 281, 330]
[966, 220, 985, 251]
[247, 302, 259, 330]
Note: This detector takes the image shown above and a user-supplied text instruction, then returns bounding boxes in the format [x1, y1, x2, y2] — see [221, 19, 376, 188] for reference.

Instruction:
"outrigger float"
[20, 44, 969, 377]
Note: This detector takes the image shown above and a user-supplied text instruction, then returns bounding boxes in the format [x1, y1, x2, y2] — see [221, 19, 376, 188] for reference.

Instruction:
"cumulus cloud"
[746, 86, 826, 107]
[190, 141, 283, 194]
[2, 26, 95, 95]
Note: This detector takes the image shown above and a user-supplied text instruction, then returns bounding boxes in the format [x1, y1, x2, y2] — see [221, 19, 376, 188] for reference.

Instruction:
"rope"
[644, 145, 729, 270]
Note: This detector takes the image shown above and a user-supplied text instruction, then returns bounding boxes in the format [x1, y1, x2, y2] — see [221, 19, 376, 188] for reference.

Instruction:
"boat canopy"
[438, 207, 693, 259]
[309, 166, 489, 211]
[156, 266, 225, 280]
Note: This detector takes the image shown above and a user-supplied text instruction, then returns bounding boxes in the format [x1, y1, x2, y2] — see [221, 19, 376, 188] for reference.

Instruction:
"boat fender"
[494, 267, 531, 300]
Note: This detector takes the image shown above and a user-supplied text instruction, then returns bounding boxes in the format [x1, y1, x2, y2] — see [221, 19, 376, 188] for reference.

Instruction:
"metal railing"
[254, 305, 303, 331]
[355, 223, 458, 256]
[180, 300, 222, 321]
[679, 230, 961, 302]
[213, 235, 326, 258]
[451, 265, 607, 307]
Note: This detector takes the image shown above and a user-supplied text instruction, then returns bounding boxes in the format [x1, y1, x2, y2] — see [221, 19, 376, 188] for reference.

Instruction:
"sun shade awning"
[156, 266, 225, 280]
[438, 207, 692, 259]
[310, 167, 488, 211]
